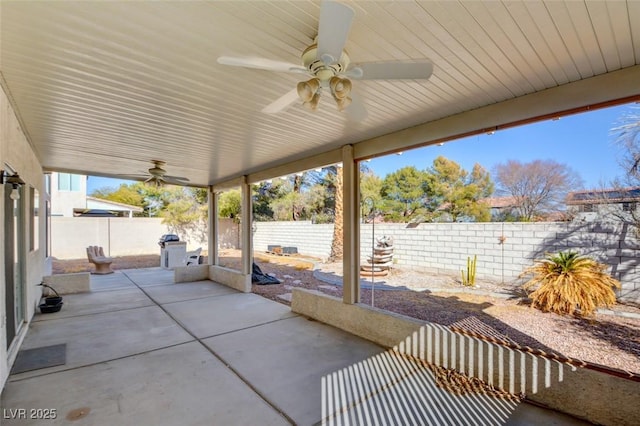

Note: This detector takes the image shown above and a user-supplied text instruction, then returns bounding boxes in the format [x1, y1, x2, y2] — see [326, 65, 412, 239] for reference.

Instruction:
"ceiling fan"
[217, 0, 433, 119]
[121, 160, 190, 187]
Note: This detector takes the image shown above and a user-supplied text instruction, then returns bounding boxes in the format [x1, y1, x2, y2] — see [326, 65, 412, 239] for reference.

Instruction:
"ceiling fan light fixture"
[303, 92, 321, 110]
[147, 177, 165, 188]
[297, 78, 321, 102]
[330, 76, 352, 100]
[335, 96, 352, 112]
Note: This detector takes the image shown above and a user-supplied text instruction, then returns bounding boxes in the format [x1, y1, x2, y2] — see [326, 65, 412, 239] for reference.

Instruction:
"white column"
[208, 187, 219, 266]
[342, 145, 360, 304]
[240, 176, 253, 275]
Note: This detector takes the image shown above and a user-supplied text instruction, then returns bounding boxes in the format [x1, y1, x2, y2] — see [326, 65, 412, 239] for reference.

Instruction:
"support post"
[240, 176, 253, 276]
[207, 187, 218, 266]
[342, 145, 360, 304]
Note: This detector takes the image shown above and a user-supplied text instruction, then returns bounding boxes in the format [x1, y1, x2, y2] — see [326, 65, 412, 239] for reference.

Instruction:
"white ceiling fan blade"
[317, 1, 354, 65]
[217, 56, 307, 73]
[164, 178, 190, 186]
[349, 61, 433, 80]
[262, 88, 300, 114]
[117, 173, 148, 180]
[345, 91, 368, 122]
[164, 175, 190, 182]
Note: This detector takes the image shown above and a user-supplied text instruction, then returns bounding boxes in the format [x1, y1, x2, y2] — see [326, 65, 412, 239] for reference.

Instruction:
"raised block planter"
[174, 264, 209, 283]
[209, 265, 251, 293]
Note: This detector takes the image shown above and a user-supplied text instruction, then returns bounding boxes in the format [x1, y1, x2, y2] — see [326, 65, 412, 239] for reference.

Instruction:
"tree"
[92, 183, 144, 208]
[360, 167, 383, 216]
[494, 159, 583, 221]
[329, 165, 343, 261]
[426, 156, 493, 222]
[92, 182, 208, 243]
[612, 107, 640, 179]
[253, 183, 274, 221]
[91, 182, 172, 217]
[161, 186, 208, 241]
[607, 108, 640, 230]
[270, 191, 304, 221]
[380, 166, 429, 222]
[218, 189, 241, 220]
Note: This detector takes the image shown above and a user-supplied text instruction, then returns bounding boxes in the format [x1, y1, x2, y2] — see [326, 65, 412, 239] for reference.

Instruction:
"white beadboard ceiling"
[1, 1, 639, 187]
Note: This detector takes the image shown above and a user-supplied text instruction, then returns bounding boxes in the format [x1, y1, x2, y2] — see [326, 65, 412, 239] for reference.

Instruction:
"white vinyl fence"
[51, 217, 238, 259]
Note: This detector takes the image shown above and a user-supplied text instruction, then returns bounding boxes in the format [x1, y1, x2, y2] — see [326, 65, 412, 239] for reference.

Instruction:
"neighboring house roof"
[86, 196, 143, 212]
[435, 196, 518, 213]
[480, 196, 518, 209]
[73, 209, 120, 217]
[566, 187, 640, 205]
[538, 211, 570, 222]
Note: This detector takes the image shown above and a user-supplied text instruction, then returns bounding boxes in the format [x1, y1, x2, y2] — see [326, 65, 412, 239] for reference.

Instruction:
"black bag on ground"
[252, 262, 281, 285]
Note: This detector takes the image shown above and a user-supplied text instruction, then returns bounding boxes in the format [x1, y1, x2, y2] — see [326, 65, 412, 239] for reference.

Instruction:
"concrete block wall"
[256, 220, 640, 303]
[360, 222, 562, 279]
[253, 221, 334, 260]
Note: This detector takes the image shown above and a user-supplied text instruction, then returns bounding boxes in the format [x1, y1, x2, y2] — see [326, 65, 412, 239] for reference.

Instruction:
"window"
[581, 204, 594, 213]
[623, 202, 637, 212]
[57, 173, 82, 191]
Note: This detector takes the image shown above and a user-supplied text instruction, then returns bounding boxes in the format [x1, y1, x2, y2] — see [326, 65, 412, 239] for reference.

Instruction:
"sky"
[87, 102, 638, 194]
[365, 102, 637, 190]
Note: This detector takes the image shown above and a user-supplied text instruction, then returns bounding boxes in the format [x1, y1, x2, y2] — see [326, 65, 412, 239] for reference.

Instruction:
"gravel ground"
[54, 251, 640, 374]
[239, 251, 640, 375]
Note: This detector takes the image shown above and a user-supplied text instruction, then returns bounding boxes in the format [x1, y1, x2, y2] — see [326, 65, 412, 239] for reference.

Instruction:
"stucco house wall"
[0, 84, 47, 390]
[50, 172, 87, 217]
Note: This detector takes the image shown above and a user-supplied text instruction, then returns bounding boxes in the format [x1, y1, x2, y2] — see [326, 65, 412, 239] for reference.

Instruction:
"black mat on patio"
[11, 343, 67, 374]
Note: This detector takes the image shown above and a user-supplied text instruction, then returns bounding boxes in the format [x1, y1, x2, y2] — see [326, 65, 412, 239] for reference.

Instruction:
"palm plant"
[520, 251, 620, 317]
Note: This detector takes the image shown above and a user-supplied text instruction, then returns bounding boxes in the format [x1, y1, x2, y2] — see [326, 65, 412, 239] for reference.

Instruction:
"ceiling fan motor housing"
[302, 44, 350, 83]
[149, 160, 167, 176]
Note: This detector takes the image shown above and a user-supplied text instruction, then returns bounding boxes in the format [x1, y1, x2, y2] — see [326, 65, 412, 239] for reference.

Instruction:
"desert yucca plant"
[520, 251, 620, 317]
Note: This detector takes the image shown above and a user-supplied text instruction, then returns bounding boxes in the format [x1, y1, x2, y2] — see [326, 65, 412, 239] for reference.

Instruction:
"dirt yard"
[53, 250, 640, 375]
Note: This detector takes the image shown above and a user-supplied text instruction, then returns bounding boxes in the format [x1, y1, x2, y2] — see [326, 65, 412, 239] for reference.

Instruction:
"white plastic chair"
[185, 247, 202, 266]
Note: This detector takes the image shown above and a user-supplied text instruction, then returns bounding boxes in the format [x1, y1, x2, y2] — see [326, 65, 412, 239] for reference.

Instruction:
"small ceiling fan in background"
[217, 0, 433, 120]
[120, 160, 190, 187]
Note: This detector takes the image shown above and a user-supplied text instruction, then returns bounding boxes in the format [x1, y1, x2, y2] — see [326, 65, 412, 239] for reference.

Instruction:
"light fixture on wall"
[1, 170, 26, 200]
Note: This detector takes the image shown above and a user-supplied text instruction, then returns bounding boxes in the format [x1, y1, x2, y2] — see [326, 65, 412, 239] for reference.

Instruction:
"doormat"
[11, 343, 67, 374]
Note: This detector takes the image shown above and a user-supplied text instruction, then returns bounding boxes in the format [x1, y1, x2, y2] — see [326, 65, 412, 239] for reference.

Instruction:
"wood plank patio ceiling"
[1, 1, 639, 186]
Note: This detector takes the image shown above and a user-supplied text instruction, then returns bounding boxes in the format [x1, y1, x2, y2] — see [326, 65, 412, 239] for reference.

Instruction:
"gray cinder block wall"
[253, 221, 334, 260]
[254, 221, 640, 304]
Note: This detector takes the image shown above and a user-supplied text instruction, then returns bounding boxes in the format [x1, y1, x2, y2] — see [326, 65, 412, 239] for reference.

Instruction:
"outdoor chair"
[185, 247, 202, 266]
[86, 246, 114, 274]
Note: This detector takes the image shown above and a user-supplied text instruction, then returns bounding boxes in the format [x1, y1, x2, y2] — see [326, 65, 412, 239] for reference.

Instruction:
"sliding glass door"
[4, 185, 25, 349]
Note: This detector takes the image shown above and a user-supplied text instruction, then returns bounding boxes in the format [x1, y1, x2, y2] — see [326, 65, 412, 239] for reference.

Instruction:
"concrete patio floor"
[1, 269, 590, 425]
